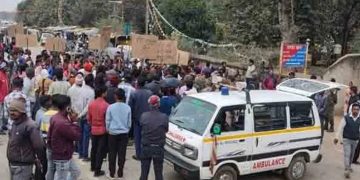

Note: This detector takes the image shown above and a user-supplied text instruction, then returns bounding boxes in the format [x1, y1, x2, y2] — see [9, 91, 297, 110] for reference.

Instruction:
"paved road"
[0, 118, 359, 180]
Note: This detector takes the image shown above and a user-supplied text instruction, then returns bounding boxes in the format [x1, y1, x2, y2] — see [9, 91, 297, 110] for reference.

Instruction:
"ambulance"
[165, 78, 345, 180]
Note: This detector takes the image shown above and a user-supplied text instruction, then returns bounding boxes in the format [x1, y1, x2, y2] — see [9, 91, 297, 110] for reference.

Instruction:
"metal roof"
[188, 90, 312, 107]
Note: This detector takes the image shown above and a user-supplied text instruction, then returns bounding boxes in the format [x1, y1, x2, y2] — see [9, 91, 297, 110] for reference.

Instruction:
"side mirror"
[212, 123, 222, 135]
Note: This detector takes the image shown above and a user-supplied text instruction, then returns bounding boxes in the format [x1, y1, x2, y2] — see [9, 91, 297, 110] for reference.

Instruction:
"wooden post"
[304, 43, 309, 75]
[145, 0, 149, 34]
[279, 42, 284, 75]
[26, 30, 29, 49]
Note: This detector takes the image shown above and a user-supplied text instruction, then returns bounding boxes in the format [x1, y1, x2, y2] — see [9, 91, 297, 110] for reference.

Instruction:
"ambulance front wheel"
[212, 165, 238, 180]
[284, 156, 307, 180]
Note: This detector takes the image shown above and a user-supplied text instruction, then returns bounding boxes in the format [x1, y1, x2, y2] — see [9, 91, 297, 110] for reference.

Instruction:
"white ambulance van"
[165, 78, 345, 180]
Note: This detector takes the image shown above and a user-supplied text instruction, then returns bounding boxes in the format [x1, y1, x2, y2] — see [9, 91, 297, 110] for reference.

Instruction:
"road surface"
[0, 118, 358, 180]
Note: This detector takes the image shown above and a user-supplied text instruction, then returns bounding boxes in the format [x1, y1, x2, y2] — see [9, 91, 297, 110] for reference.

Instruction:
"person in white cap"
[67, 72, 94, 160]
[77, 74, 95, 161]
[67, 73, 85, 116]
[23, 67, 36, 119]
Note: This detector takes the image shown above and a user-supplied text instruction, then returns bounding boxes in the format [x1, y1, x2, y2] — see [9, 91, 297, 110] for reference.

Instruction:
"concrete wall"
[323, 54, 360, 114]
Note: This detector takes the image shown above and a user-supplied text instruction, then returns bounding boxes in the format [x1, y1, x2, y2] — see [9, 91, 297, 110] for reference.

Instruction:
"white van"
[165, 78, 345, 180]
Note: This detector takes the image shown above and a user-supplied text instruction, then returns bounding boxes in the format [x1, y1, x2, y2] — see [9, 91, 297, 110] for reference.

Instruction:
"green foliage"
[295, 0, 360, 54]
[123, 0, 146, 33]
[16, 0, 31, 24]
[224, 0, 280, 47]
[65, 0, 112, 27]
[349, 31, 360, 53]
[17, 0, 58, 27]
[16, 0, 140, 29]
[15, 0, 360, 56]
[157, 0, 216, 41]
[295, 0, 320, 41]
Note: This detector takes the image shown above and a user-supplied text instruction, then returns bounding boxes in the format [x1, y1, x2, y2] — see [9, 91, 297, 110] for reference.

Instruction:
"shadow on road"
[173, 171, 284, 180]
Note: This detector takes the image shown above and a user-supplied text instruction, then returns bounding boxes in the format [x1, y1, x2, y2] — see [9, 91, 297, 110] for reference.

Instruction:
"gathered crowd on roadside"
[0, 40, 360, 180]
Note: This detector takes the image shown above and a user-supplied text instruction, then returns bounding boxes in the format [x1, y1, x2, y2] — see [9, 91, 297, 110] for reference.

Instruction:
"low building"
[323, 54, 360, 114]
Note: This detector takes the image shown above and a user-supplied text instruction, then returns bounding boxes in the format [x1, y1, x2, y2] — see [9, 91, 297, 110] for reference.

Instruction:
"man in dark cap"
[144, 73, 161, 96]
[7, 98, 45, 180]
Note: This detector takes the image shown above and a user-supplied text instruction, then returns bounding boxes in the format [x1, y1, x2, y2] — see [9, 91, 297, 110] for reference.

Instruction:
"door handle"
[256, 138, 259, 147]
[239, 139, 245, 142]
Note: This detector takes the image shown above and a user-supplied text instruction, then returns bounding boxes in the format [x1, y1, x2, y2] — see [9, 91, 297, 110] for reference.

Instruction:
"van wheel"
[212, 165, 237, 180]
[284, 156, 307, 180]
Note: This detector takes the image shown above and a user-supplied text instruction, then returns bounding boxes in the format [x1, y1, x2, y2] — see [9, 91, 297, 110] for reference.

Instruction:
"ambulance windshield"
[170, 97, 216, 135]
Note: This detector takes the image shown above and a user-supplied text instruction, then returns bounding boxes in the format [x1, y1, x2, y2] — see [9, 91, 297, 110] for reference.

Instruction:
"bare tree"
[58, 0, 64, 25]
[278, 0, 298, 43]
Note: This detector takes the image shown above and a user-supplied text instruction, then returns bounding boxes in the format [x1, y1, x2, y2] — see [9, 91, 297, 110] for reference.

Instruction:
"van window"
[254, 104, 287, 132]
[170, 97, 216, 135]
[289, 102, 314, 128]
[215, 106, 245, 132]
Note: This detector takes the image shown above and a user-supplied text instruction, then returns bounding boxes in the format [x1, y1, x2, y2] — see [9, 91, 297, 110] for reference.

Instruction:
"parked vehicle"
[165, 78, 345, 180]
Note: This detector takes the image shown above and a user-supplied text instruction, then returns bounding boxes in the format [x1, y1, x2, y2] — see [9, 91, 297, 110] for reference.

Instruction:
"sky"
[0, 0, 23, 12]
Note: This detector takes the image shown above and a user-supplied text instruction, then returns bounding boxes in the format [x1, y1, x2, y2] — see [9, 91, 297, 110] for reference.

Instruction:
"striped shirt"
[4, 90, 31, 129]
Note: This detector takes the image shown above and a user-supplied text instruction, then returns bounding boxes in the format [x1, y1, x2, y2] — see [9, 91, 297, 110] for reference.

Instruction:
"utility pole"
[109, 1, 123, 19]
[122, 2, 124, 23]
[290, 0, 295, 24]
[145, 0, 149, 34]
[58, 0, 64, 25]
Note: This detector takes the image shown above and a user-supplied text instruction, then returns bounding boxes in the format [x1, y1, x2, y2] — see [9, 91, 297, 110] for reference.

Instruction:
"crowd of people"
[0, 44, 360, 180]
[0, 46, 256, 180]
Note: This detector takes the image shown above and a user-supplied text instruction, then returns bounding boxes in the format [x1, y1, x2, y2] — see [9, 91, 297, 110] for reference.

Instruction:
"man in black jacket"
[129, 76, 152, 160]
[334, 103, 360, 179]
[7, 98, 45, 180]
[139, 95, 169, 180]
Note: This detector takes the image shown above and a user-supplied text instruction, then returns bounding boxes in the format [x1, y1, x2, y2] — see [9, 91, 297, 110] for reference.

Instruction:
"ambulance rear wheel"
[213, 165, 237, 180]
[284, 156, 307, 180]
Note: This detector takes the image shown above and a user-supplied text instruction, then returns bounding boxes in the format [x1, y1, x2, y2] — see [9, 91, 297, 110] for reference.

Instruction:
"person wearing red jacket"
[262, 70, 278, 90]
[88, 85, 109, 177]
[47, 95, 81, 180]
[0, 52, 9, 134]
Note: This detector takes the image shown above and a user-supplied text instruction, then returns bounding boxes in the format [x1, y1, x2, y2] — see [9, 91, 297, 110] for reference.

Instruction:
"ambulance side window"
[289, 102, 314, 128]
[215, 106, 245, 132]
[254, 104, 287, 132]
